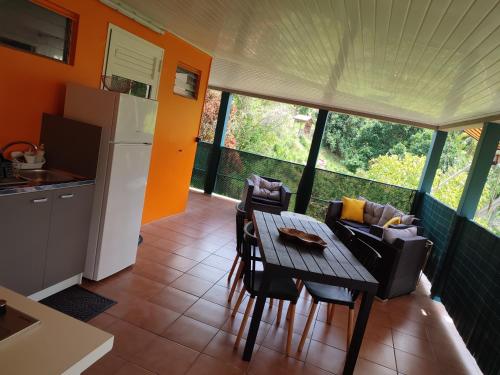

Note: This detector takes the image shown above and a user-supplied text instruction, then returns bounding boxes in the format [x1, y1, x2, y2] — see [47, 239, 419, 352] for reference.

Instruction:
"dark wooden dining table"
[243, 210, 379, 375]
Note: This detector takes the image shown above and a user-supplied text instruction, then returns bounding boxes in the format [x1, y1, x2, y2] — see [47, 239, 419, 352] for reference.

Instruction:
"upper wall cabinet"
[0, 0, 77, 64]
[103, 24, 164, 100]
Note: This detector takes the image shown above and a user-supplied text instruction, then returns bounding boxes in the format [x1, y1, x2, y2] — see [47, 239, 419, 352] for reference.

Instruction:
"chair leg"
[327, 304, 335, 325]
[346, 308, 354, 349]
[295, 279, 303, 291]
[227, 261, 244, 303]
[286, 303, 296, 356]
[276, 300, 284, 326]
[269, 298, 274, 308]
[298, 302, 317, 352]
[232, 288, 246, 317]
[234, 297, 255, 349]
[227, 255, 239, 283]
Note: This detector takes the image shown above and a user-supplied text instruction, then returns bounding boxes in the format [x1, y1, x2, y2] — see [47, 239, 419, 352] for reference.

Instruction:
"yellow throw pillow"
[340, 196, 365, 223]
[383, 216, 401, 228]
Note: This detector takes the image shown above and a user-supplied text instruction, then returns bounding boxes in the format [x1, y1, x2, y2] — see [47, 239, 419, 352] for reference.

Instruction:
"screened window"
[0, 0, 74, 63]
[174, 66, 199, 99]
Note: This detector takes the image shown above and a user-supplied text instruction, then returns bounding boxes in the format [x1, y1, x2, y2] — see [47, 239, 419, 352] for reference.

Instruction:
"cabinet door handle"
[59, 194, 75, 199]
[32, 198, 48, 203]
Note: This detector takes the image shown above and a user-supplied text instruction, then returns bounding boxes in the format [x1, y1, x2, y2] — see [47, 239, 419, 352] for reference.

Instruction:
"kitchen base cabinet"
[0, 191, 51, 295]
[44, 185, 94, 288]
[0, 183, 95, 296]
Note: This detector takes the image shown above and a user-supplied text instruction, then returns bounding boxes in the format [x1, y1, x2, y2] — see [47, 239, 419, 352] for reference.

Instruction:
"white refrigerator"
[64, 83, 158, 280]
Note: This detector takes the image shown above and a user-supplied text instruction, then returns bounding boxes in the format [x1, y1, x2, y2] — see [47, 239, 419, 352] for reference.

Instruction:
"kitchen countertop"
[0, 172, 95, 196]
[0, 286, 113, 375]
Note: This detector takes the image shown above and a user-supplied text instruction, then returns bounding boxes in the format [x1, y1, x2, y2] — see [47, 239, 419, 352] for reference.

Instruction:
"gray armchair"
[241, 176, 291, 219]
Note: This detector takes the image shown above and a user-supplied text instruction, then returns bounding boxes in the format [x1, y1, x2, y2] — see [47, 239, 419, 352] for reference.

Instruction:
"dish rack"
[12, 157, 45, 170]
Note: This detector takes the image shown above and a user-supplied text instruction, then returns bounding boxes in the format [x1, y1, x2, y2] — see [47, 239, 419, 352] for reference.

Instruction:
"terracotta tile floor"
[83, 190, 483, 375]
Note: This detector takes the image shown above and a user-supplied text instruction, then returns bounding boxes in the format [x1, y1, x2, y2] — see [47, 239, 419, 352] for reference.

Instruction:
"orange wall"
[0, 0, 211, 223]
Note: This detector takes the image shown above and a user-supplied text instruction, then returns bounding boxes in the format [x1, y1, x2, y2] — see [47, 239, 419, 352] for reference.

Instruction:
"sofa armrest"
[369, 225, 384, 238]
[392, 236, 428, 250]
[325, 201, 343, 228]
[280, 184, 292, 210]
[411, 217, 422, 226]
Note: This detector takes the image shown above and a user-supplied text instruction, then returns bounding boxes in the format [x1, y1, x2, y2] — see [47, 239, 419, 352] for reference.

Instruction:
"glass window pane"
[0, 0, 73, 63]
[174, 66, 199, 99]
[107, 75, 151, 99]
[430, 131, 478, 209]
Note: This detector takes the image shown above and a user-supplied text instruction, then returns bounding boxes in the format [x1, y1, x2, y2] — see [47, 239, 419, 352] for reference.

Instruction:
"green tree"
[322, 113, 432, 173]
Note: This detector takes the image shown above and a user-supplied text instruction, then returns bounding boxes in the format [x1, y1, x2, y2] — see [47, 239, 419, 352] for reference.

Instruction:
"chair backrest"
[350, 237, 381, 275]
[349, 237, 381, 300]
[333, 220, 355, 247]
[242, 221, 260, 291]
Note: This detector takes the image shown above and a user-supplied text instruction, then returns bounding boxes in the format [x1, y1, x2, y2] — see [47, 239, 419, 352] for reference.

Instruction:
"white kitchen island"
[0, 286, 113, 375]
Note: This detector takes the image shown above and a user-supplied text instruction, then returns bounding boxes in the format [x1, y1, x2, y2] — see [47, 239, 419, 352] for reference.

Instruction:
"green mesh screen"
[416, 193, 457, 283]
[190, 141, 212, 189]
[307, 168, 417, 220]
[191, 143, 416, 221]
[214, 147, 305, 208]
[440, 219, 500, 375]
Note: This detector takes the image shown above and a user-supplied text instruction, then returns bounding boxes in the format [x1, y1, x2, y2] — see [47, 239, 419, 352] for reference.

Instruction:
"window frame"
[0, 0, 78, 65]
[173, 63, 201, 100]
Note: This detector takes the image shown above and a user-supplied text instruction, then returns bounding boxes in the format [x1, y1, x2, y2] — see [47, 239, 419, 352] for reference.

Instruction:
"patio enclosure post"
[412, 130, 448, 213]
[418, 130, 448, 193]
[294, 109, 328, 214]
[204, 91, 232, 195]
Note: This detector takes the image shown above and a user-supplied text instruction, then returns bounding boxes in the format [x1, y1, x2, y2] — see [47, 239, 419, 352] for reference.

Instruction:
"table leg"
[343, 291, 375, 375]
[242, 270, 270, 361]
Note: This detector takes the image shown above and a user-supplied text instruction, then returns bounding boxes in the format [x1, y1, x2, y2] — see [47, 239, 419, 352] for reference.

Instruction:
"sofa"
[325, 200, 430, 299]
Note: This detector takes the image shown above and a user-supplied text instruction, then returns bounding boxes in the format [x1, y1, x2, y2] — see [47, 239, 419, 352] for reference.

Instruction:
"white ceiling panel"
[115, 0, 500, 128]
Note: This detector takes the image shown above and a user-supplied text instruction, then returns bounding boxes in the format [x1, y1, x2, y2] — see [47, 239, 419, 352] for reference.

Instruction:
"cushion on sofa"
[377, 204, 404, 226]
[358, 196, 385, 225]
[400, 214, 415, 225]
[382, 226, 418, 244]
[251, 174, 282, 201]
[340, 196, 365, 223]
[383, 216, 401, 228]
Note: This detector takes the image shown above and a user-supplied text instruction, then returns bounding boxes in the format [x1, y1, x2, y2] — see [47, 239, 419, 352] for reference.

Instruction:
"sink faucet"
[0, 141, 38, 158]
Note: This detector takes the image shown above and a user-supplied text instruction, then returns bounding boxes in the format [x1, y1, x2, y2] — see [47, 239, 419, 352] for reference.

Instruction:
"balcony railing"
[190, 142, 416, 219]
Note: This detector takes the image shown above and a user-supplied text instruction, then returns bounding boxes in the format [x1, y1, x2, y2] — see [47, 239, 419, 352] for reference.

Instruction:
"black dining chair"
[227, 202, 247, 304]
[294, 221, 356, 323]
[232, 221, 300, 355]
[332, 220, 356, 247]
[297, 237, 381, 352]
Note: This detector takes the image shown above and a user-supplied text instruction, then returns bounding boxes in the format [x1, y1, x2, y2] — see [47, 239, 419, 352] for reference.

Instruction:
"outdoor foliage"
[322, 113, 432, 172]
[196, 90, 498, 234]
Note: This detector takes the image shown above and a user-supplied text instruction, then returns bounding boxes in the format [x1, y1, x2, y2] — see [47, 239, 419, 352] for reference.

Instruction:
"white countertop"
[0, 286, 113, 375]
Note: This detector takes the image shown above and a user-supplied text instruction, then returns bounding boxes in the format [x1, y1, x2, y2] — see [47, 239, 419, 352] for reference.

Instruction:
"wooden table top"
[253, 211, 378, 293]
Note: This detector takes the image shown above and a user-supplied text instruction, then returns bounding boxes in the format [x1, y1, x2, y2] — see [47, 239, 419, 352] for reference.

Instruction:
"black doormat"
[40, 285, 116, 322]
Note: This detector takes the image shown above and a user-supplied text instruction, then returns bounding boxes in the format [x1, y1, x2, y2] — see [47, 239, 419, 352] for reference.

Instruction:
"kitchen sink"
[18, 169, 75, 183]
